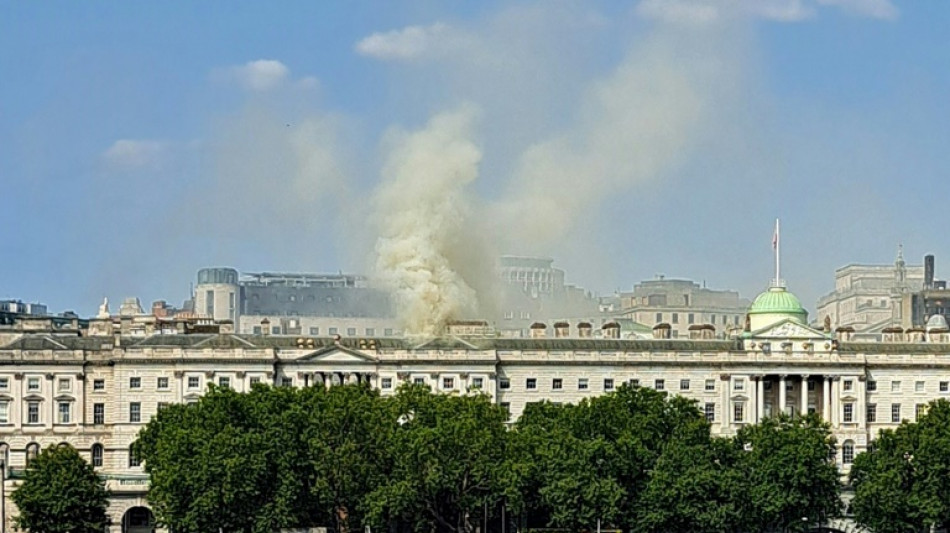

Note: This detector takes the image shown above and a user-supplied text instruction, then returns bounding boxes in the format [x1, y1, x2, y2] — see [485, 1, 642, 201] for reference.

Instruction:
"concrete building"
[816, 247, 923, 339]
[193, 267, 402, 337]
[617, 276, 751, 338]
[2, 277, 950, 531]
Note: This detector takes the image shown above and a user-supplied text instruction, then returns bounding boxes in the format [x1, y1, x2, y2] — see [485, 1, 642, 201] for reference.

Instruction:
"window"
[27, 402, 40, 424]
[94, 403, 105, 425]
[499, 378, 511, 390]
[705, 379, 715, 392]
[366, 328, 375, 336]
[281, 377, 293, 387]
[158, 402, 169, 411]
[526, 378, 537, 390]
[188, 376, 200, 389]
[309, 327, 320, 335]
[413, 377, 425, 386]
[500, 403, 511, 421]
[867, 403, 876, 423]
[733, 402, 744, 423]
[252, 326, 262, 334]
[942, 381, 950, 393]
[764, 381, 773, 391]
[346, 328, 357, 336]
[655, 313, 662, 323]
[843, 403, 854, 423]
[130, 402, 141, 423]
[655, 379, 665, 391]
[892, 381, 901, 392]
[807, 380, 816, 391]
[867, 380, 877, 392]
[471, 377, 484, 389]
[157, 377, 169, 389]
[0, 377, 8, 391]
[443, 377, 455, 389]
[381, 378, 393, 389]
[916, 381, 925, 393]
[27, 377, 39, 391]
[604, 378, 615, 391]
[58, 402, 71, 424]
[328, 327, 338, 335]
[680, 379, 690, 391]
[734, 379, 745, 391]
[249, 376, 261, 386]
[218, 377, 231, 388]
[129, 446, 141, 467]
[384, 328, 394, 336]
[916, 404, 927, 421]
[843, 380, 853, 392]
[711, 315, 717, 324]
[578, 378, 589, 390]
[58, 378, 70, 391]
[704, 403, 715, 422]
[842, 441, 855, 464]
[272, 326, 281, 335]
[672, 313, 679, 324]
[92, 444, 103, 468]
[26, 443, 39, 466]
[552, 378, 563, 390]
[688, 313, 695, 324]
[0, 402, 8, 424]
[891, 403, 901, 423]
[129, 377, 141, 389]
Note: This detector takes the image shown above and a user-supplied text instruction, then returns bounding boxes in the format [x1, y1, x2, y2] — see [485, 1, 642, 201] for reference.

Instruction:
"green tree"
[734, 413, 841, 533]
[362, 383, 509, 533]
[851, 399, 950, 533]
[11, 444, 109, 533]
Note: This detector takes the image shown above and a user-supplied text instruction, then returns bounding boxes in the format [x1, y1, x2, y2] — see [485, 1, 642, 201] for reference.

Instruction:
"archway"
[121, 506, 155, 533]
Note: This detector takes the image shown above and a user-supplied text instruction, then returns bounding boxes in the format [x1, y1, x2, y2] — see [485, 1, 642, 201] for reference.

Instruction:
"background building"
[617, 276, 751, 337]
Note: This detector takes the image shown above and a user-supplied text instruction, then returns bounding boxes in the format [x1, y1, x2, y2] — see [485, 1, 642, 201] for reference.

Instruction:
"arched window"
[128, 445, 140, 468]
[843, 440, 855, 465]
[25, 443, 39, 466]
[91, 444, 103, 468]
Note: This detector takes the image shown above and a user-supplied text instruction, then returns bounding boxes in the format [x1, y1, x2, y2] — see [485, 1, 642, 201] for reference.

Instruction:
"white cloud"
[816, 0, 898, 20]
[101, 139, 168, 171]
[635, 0, 896, 24]
[219, 59, 290, 91]
[355, 23, 464, 61]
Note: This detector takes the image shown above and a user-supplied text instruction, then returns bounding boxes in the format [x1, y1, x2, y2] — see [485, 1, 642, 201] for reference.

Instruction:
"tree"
[362, 383, 509, 533]
[733, 413, 841, 533]
[851, 399, 950, 533]
[11, 444, 109, 533]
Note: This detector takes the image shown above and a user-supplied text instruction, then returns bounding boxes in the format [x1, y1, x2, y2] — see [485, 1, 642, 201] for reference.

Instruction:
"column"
[756, 376, 765, 422]
[721, 374, 730, 429]
[831, 377, 840, 427]
[779, 375, 787, 416]
[823, 376, 831, 424]
[801, 375, 810, 416]
[856, 376, 865, 430]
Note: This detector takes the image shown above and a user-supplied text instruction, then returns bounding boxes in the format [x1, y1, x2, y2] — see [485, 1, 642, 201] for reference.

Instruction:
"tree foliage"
[11, 444, 109, 533]
[851, 399, 950, 533]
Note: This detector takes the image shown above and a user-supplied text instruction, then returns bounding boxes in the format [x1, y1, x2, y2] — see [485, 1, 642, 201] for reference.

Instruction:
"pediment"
[298, 344, 377, 363]
[750, 319, 828, 340]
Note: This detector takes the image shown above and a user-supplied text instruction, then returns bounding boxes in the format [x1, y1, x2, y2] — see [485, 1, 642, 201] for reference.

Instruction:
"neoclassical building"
[1, 281, 949, 532]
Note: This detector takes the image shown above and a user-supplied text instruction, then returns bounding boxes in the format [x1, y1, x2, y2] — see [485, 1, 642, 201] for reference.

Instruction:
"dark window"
[93, 404, 105, 425]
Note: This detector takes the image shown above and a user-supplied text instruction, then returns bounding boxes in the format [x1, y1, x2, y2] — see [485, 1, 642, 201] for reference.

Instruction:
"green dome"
[748, 286, 807, 316]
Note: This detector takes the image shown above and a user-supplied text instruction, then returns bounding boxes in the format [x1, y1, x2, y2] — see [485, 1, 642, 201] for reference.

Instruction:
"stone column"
[756, 376, 765, 422]
[779, 375, 787, 416]
[831, 377, 840, 427]
[823, 376, 831, 424]
[801, 375, 810, 415]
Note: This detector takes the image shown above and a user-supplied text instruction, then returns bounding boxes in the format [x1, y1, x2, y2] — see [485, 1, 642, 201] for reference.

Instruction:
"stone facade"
[2, 305, 950, 531]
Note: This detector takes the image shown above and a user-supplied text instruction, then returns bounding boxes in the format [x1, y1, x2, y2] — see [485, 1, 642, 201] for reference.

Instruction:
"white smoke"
[373, 106, 483, 337]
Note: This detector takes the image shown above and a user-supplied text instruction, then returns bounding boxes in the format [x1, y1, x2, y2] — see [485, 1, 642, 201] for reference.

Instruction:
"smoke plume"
[373, 106, 483, 337]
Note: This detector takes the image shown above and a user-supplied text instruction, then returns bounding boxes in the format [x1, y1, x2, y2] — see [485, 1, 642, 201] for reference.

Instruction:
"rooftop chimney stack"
[925, 254, 935, 289]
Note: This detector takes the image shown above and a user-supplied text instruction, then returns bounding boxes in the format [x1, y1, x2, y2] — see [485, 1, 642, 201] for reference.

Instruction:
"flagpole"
[775, 219, 781, 287]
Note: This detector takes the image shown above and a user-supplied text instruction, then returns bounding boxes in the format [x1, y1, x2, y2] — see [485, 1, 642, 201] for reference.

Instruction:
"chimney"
[601, 321, 621, 339]
[834, 326, 854, 342]
[577, 322, 593, 338]
[529, 322, 547, 338]
[925, 254, 935, 289]
[553, 321, 570, 338]
[261, 318, 270, 336]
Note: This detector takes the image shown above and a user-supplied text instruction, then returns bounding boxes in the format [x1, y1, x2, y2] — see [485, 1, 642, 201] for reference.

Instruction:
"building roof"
[748, 286, 807, 319]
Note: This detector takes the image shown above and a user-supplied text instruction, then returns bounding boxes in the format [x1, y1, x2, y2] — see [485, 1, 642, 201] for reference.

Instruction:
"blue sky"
[2, 0, 948, 318]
